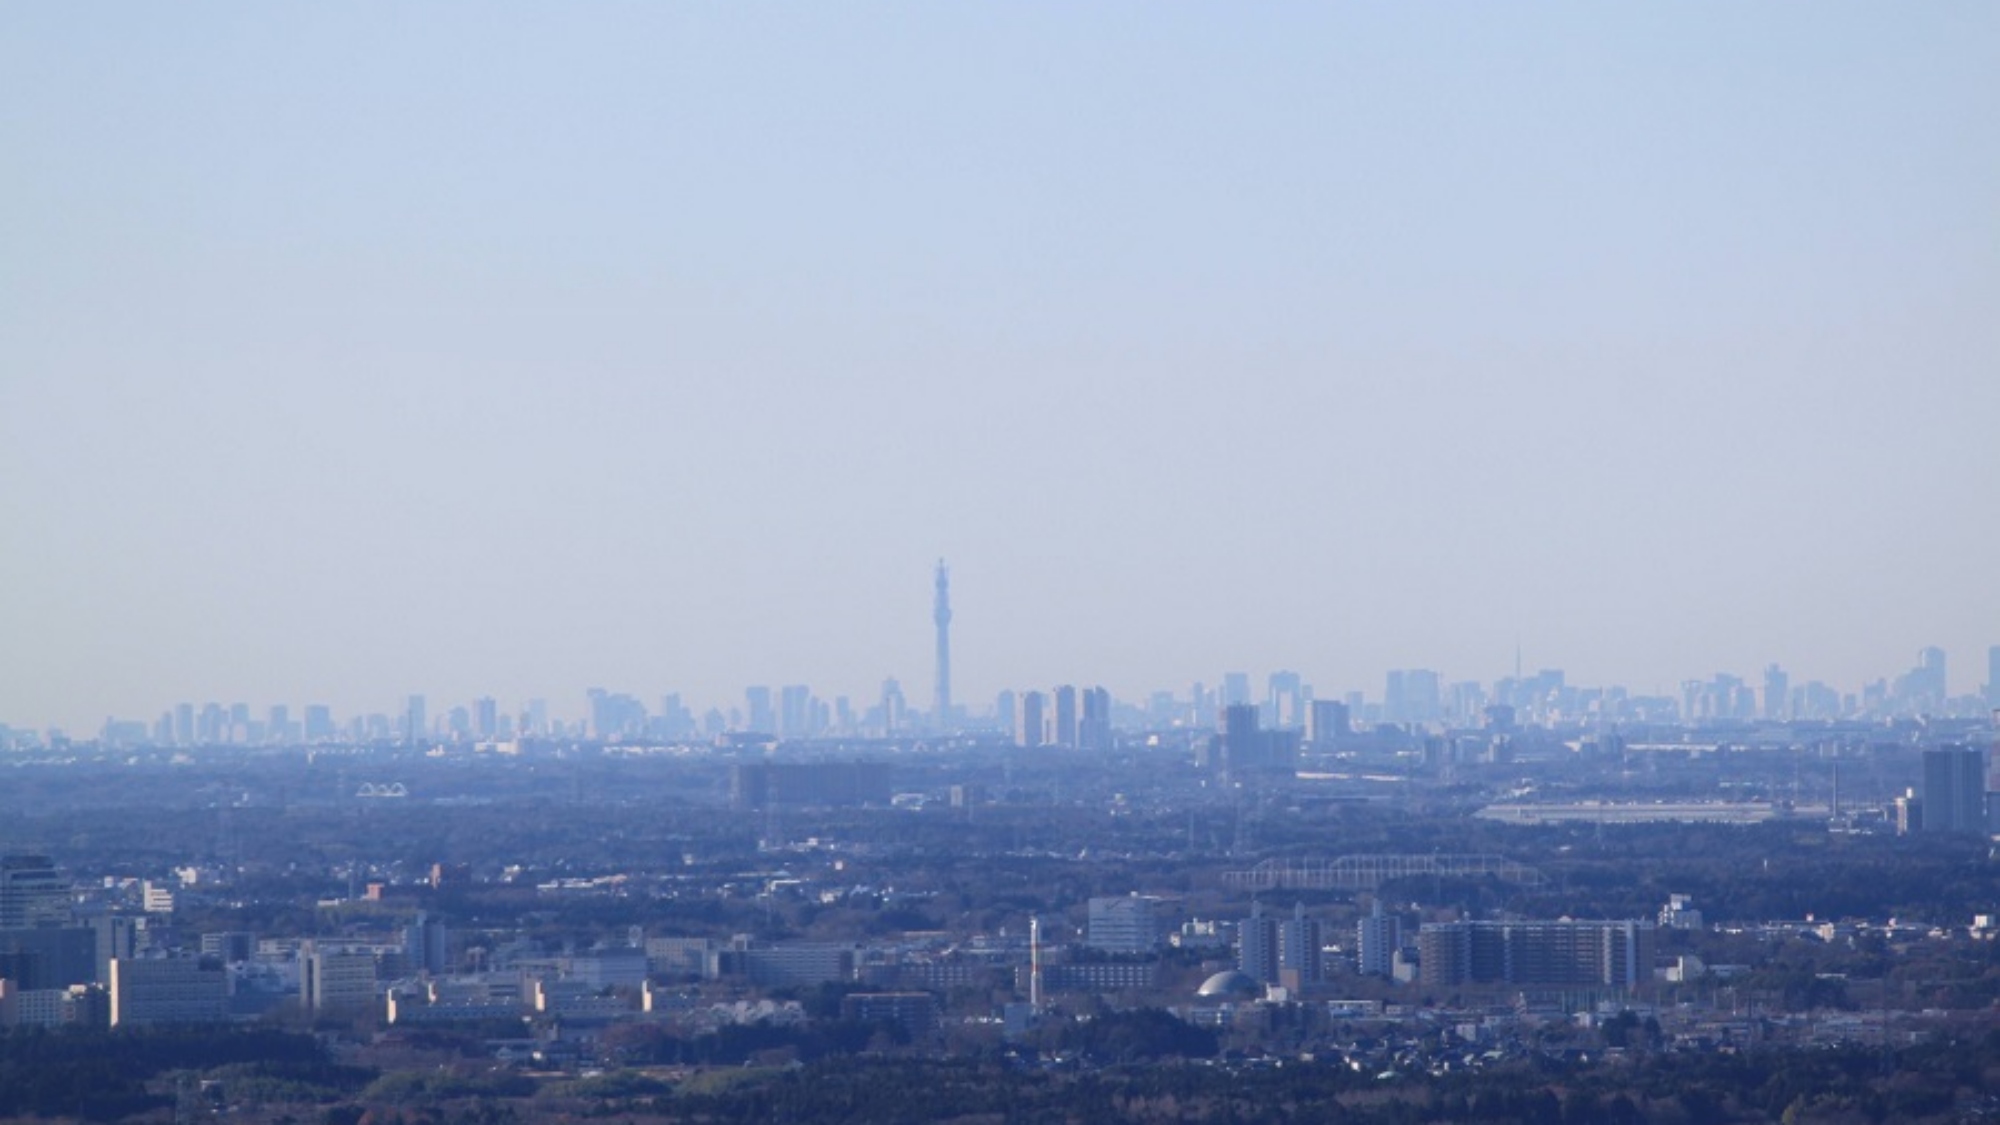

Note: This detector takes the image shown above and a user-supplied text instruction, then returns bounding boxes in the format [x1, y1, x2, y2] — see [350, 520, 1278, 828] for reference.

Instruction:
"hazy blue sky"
[4, 4, 1997, 729]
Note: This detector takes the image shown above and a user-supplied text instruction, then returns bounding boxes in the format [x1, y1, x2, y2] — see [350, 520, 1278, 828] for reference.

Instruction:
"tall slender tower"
[933, 559, 952, 727]
[1029, 914, 1043, 1012]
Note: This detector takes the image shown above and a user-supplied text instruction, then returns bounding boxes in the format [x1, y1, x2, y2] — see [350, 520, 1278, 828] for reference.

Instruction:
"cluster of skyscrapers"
[1002, 685, 1114, 751]
[8, 563, 1998, 750]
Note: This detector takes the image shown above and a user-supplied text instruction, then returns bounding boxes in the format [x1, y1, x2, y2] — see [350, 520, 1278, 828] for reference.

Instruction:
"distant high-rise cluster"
[1203, 704, 1299, 782]
[1237, 903, 1323, 992]
[6, 564, 1998, 752]
[1007, 684, 1112, 750]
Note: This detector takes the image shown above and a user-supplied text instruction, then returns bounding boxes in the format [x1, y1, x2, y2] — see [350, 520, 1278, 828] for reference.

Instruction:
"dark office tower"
[1221, 672, 1251, 708]
[0, 855, 68, 928]
[933, 559, 952, 727]
[1384, 670, 1407, 723]
[1921, 746, 1986, 833]
[0, 926, 95, 989]
[303, 704, 334, 742]
[1216, 703, 1261, 776]
[1190, 682, 1214, 729]
[1907, 647, 1948, 714]
[745, 686, 776, 734]
[197, 703, 225, 743]
[404, 695, 427, 744]
[1446, 681, 1485, 726]
[93, 915, 139, 982]
[880, 679, 906, 736]
[1224, 701, 1259, 737]
[1795, 681, 1841, 722]
[1219, 704, 1299, 781]
[1307, 699, 1350, 746]
[173, 703, 194, 745]
[732, 762, 894, 810]
[1052, 685, 1079, 748]
[779, 685, 812, 738]
[473, 697, 498, 740]
[588, 689, 646, 739]
[660, 694, 693, 739]
[1987, 645, 2000, 708]
[405, 913, 449, 976]
[1403, 670, 1442, 724]
[1015, 691, 1046, 749]
[1990, 729, 2000, 795]
[200, 931, 252, 964]
[1761, 664, 1789, 721]
[1080, 686, 1112, 751]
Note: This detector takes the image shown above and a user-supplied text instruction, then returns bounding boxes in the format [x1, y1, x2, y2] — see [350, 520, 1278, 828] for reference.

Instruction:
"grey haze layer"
[2, 4, 1996, 729]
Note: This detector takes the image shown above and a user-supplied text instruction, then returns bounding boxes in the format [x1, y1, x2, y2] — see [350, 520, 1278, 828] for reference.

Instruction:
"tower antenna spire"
[933, 559, 952, 729]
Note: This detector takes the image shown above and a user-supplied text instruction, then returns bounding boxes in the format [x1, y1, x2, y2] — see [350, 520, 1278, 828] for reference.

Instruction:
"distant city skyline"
[10, 607, 2000, 735]
[12, 635, 1998, 741]
[4, 6, 1995, 734]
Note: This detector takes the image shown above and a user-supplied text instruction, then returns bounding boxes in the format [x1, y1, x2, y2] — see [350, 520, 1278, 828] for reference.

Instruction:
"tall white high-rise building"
[1278, 903, 1323, 990]
[1238, 904, 1279, 986]
[404, 695, 427, 744]
[1356, 900, 1401, 978]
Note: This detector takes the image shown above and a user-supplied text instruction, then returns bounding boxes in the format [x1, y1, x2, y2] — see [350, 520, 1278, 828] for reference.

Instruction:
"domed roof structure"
[1196, 970, 1261, 998]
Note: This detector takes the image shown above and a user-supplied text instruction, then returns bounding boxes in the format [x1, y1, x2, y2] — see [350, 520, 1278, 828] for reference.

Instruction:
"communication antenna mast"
[1029, 915, 1043, 1011]
[933, 560, 952, 728]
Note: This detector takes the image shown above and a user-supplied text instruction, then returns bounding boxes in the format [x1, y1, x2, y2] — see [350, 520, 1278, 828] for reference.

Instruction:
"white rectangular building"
[1087, 895, 1174, 954]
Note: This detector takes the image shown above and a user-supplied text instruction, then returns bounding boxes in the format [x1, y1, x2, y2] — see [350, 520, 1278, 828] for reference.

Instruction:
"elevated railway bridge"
[1221, 853, 1546, 892]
